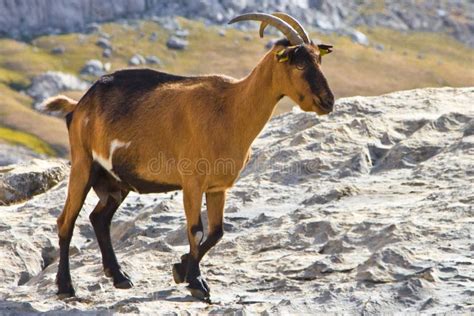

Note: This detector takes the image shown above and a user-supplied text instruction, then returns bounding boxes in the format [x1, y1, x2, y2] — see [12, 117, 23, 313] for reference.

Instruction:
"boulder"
[0, 159, 69, 205]
[85, 23, 101, 34]
[145, 55, 162, 65]
[103, 62, 111, 72]
[50, 46, 65, 55]
[347, 28, 369, 46]
[129, 54, 146, 66]
[96, 37, 112, 49]
[80, 59, 106, 77]
[166, 36, 188, 50]
[26, 71, 88, 109]
[102, 48, 112, 58]
[174, 29, 189, 38]
[154, 16, 181, 31]
[0, 144, 42, 167]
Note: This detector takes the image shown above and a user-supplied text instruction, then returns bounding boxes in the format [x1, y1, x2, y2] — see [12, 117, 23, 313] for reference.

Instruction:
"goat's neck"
[230, 59, 280, 152]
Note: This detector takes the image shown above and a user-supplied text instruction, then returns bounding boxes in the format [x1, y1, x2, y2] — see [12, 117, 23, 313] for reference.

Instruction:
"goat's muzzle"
[320, 98, 334, 113]
[313, 96, 334, 114]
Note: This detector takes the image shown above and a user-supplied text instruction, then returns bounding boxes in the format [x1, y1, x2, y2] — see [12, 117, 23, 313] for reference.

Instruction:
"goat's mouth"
[312, 98, 333, 115]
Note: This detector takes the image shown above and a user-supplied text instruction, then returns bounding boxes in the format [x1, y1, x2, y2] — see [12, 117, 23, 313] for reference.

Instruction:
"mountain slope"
[0, 18, 473, 157]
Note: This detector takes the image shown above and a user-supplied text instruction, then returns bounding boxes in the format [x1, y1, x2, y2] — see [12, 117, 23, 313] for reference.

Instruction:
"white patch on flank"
[194, 231, 203, 245]
[92, 139, 131, 181]
[83, 117, 89, 126]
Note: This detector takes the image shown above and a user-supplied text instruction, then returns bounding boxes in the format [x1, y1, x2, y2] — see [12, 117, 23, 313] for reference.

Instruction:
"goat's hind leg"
[56, 160, 93, 298]
[90, 182, 132, 289]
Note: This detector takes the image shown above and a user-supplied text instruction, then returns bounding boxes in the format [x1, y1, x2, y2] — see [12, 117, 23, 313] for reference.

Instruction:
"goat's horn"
[259, 12, 310, 44]
[228, 13, 303, 46]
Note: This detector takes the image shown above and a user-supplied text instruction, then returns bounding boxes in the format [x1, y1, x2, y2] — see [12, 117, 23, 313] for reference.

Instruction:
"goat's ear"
[318, 44, 333, 56]
[275, 48, 290, 63]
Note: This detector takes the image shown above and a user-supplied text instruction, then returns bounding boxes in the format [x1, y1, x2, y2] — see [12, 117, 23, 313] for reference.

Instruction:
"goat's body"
[70, 69, 249, 194]
[51, 29, 335, 299]
[54, 68, 260, 297]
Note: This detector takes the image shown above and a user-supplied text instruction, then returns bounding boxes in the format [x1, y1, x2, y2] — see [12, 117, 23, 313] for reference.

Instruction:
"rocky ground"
[0, 87, 473, 314]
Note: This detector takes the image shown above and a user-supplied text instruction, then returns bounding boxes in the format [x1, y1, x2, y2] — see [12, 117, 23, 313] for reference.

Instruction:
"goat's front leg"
[173, 191, 226, 301]
[197, 191, 226, 261]
[175, 183, 210, 300]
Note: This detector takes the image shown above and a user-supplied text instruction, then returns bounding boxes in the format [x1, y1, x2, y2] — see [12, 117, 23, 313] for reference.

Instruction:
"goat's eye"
[293, 57, 310, 70]
[295, 63, 306, 71]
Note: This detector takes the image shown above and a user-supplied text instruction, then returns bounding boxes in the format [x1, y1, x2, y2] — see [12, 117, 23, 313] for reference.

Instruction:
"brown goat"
[45, 12, 334, 301]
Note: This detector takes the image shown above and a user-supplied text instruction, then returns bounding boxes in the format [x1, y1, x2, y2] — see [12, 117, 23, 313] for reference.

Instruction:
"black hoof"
[56, 275, 75, 299]
[104, 267, 133, 288]
[187, 276, 210, 302]
[172, 263, 186, 284]
[114, 278, 134, 289]
[113, 270, 133, 289]
[57, 286, 75, 299]
[172, 254, 189, 284]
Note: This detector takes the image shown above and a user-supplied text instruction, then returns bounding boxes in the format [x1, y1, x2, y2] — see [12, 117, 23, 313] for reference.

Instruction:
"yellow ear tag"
[276, 49, 289, 63]
[320, 49, 329, 56]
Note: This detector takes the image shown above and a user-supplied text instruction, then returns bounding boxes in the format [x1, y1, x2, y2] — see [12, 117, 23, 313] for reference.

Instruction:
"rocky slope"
[0, 87, 473, 314]
[0, 0, 473, 46]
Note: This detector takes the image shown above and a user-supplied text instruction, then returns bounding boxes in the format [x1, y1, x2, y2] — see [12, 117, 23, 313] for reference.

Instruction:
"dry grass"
[0, 18, 472, 156]
[0, 84, 69, 155]
[0, 39, 62, 88]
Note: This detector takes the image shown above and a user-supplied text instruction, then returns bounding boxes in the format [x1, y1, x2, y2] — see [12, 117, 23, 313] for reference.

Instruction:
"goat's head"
[229, 12, 335, 115]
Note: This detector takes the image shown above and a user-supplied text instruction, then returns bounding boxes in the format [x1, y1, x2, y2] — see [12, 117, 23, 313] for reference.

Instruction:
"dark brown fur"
[93, 69, 189, 122]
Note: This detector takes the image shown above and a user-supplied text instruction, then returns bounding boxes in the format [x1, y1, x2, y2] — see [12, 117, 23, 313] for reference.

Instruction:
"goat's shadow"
[109, 289, 209, 309]
[0, 299, 112, 315]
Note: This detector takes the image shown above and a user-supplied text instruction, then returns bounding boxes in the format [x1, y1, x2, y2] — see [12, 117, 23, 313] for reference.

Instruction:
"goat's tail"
[41, 95, 78, 114]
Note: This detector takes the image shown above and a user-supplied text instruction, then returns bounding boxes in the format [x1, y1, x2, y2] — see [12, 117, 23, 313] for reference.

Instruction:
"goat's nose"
[321, 98, 334, 112]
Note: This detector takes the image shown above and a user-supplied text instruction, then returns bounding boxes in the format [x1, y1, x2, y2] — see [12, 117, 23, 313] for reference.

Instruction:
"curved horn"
[259, 12, 310, 44]
[228, 13, 303, 46]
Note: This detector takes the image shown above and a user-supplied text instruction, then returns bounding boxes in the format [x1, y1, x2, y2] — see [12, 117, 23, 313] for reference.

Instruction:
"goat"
[44, 12, 335, 301]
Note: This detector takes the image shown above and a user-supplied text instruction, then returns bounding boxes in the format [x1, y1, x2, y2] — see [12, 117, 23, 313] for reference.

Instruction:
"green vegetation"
[0, 18, 472, 157]
[0, 83, 68, 156]
[0, 39, 62, 89]
[0, 125, 54, 155]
